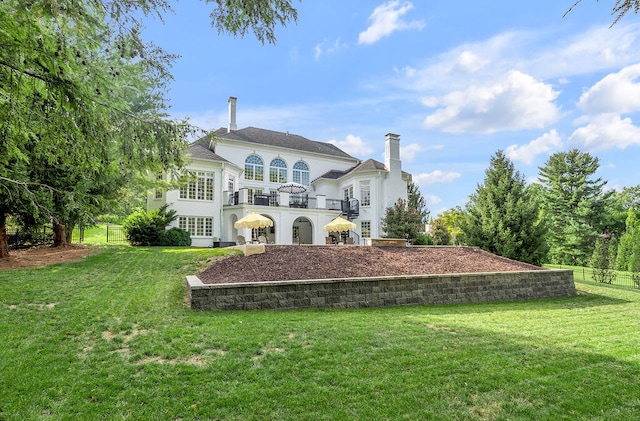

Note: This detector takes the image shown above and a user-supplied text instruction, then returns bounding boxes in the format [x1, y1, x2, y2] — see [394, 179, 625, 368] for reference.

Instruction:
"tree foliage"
[432, 208, 465, 245]
[461, 151, 548, 265]
[430, 218, 451, 245]
[538, 149, 611, 266]
[0, 0, 300, 257]
[616, 209, 640, 276]
[407, 181, 430, 224]
[208, 0, 299, 44]
[123, 204, 190, 246]
[381, 182, 430, 243]
[381, 199, 424, 242]
[565, 0, 640, 26]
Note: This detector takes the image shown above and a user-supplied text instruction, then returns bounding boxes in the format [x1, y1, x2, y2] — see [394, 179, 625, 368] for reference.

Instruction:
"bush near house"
[123, 205, 191, 246]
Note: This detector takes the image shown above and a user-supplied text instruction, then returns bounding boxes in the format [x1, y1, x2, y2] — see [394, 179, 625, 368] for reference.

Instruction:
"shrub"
[123, 205, 180, 246]
[160, 227, 192, 246]
[413, 233, 434, 245]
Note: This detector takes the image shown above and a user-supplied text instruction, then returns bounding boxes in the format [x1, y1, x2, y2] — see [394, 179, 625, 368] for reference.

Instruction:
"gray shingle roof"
[314, 159, 388, 182]
[186, 143, 229, 163]
[351, 159, 387, 172]
[211, 127, 356, 160]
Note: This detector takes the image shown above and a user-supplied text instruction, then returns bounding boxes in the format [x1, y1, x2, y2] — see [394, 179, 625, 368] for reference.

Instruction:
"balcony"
[226, 190, 359, 219]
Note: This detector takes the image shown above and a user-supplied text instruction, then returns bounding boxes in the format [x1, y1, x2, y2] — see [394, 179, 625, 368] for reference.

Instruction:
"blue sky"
[141, 1, 640, 216]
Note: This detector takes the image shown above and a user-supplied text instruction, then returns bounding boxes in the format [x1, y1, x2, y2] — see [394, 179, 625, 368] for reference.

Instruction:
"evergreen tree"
[461, 150, 547, 265]
[616, 208, 640, 275]
[538, 149, 611, 266]
[407, 181, 430, 225]
[381, 199, 424, 242]
[0, 0, 299, 256]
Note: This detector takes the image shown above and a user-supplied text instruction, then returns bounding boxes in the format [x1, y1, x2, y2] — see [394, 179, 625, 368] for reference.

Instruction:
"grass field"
[1, 246, 640, 420]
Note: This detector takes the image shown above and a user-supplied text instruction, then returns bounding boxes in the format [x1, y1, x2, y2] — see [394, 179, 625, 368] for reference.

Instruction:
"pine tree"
[461, 150, 548, 265]
[538, 149, 611, 266]
[616, 209, 640, 276]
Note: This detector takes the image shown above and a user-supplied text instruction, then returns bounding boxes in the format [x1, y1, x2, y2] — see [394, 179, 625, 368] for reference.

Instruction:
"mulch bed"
[197, 245, 543, 284]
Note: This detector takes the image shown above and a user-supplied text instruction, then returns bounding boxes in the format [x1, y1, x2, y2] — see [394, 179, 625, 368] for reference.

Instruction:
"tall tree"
[381, 198, 425, 243]
[616, 208, 640, 273]
[0, 0, 299, 256]
[407, 181, 430, 225]
[538, 149, 611, 266]
[461, 151, 548, 265]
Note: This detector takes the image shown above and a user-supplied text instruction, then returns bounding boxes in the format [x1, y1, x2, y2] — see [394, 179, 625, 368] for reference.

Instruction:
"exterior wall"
[214, 139, 359, 195]
[187, 269, 576, 311]
[166, 159, 224, 247]
[148, 129, 412, 246]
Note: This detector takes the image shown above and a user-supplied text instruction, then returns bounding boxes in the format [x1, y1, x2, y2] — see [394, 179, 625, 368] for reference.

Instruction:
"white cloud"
[358, 1, 425, 45]
[423, 71, 560, 134]
[569, 113, 640, 151]
[314, 37, 348, 60]
[505, 130, 563, 165]
[421, 96, 438, 107]
[400, 143, 423, 162]
[578, 63, 640, 115]
[413, 170, 461, 186]
[328, 134, 374, 156]
[456, 51, 489, 73]
[424, 195, 442, 205]
[391, 24, 640, 96]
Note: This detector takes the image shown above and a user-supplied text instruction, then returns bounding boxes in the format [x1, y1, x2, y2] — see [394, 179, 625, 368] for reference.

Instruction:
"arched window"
[269, 158, 287, 183]
[244, 155, 264, 181]
[293, 161, 310, 186]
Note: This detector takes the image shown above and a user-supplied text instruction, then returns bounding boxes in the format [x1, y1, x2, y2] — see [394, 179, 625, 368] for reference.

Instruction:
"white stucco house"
[148, 97, 412, 247]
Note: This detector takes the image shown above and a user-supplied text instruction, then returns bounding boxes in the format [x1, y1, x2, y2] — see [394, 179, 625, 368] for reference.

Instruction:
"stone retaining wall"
[370, 238, 407, 247]
[187, 269, 575, 311]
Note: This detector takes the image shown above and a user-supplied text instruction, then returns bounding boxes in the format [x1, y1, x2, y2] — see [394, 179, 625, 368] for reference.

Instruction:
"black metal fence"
[106, 225, 127, 243]
[7, 226, 53, 249]
[548, 264, 639, 289]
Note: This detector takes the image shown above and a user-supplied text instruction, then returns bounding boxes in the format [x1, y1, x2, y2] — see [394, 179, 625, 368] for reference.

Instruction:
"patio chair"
[258, 235, 267, 244]
[326, 236, 335, 245]
[237, 235, 246, 245]
[345, 237, 355, 245]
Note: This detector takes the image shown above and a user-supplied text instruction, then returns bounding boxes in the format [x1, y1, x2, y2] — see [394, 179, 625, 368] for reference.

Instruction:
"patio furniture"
[237, 235, 246, 245]
[258, 236, 267, 244]
[345, 237, 354, 245]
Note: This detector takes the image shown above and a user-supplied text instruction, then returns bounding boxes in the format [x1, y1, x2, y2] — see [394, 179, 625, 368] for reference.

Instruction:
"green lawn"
[1, 246, 640, 420]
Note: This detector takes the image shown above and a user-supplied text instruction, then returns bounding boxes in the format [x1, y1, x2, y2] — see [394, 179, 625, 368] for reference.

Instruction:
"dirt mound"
[197, 245, 542, 284]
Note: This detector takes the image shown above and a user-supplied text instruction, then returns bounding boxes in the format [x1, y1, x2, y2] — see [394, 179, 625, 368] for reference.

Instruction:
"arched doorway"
[293, 217, 313, 244]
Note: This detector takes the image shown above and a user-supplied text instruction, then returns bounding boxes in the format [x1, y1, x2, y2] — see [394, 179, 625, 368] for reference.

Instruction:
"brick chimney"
[228, 96, 237, 133]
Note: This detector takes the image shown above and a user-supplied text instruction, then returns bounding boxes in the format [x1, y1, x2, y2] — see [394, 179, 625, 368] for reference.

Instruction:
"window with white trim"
[178, 216, 213, 237]
[269, 158, 287, 183]
[361, 221, 371, 238]
[244, 155, 264, 181]
[293, 161, 310, 186]
[155, 173, 164, 199]
[179, 172, 214, 201]
[343, 185, 354, 201]
[360, 180, 371, 206]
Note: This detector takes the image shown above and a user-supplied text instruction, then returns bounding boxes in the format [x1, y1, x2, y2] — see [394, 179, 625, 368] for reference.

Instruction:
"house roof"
[313, 159, 388, 183]
[351, 158, 387, 173]
[211, 127, 356, 160]
[186, 142, 230, 163]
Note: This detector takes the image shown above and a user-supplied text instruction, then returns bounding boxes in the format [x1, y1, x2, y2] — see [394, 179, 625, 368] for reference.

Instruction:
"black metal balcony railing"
[225, 192, 357, 216]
